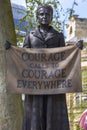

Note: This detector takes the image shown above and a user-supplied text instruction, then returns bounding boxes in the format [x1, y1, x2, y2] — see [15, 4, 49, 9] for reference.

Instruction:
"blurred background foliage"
[23, 0, 78, 31]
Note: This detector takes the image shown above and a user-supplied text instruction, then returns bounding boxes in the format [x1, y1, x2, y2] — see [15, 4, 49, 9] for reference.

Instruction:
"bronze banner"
[6, 45, 82, 95]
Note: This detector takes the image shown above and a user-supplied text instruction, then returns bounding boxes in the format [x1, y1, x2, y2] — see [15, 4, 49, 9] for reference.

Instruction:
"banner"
[6, 45, 82, 95]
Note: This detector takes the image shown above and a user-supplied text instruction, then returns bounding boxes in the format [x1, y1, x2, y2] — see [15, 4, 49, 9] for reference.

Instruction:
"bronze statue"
[22, 4, 69, 130]
[5, 4, 83, 130]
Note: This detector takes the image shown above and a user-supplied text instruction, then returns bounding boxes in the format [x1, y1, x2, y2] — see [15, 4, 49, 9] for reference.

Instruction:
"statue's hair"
[36, 4, 53, 18]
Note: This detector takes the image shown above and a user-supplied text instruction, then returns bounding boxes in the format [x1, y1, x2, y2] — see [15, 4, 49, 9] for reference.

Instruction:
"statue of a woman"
[22, 4, 69, 130]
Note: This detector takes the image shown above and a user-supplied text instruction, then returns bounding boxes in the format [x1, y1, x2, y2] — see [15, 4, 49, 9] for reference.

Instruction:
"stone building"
[66, 15, 87, 45]
[66, 15, 87, 130]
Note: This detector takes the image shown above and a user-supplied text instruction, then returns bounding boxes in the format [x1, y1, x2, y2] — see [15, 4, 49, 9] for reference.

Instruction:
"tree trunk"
[0, 1, 23, 130]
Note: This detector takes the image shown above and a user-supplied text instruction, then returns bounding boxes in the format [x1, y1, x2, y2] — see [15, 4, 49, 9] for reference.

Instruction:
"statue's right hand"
[76, 40, 83, 50]
[5, 41, 11, 50]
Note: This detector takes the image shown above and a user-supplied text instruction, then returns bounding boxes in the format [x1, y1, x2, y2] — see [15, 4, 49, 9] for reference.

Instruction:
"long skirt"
[22, 94, 70, 130]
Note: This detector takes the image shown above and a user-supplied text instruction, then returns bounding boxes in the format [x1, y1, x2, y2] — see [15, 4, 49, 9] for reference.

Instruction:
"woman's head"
[36, 4, 53, 25]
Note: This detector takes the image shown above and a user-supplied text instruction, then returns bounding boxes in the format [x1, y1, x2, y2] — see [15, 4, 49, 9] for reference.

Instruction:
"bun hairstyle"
[36, 4, 53, 20]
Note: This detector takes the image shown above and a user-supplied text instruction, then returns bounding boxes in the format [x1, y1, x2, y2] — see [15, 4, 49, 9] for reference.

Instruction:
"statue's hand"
[5, 41, 11, 50]
[76, 40, 83, 50]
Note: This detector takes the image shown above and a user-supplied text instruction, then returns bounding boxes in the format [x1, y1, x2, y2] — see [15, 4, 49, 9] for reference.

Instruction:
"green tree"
[17, 0, 78, 44]
[24, 0, 78, 32]
[0, 1, 23, 130]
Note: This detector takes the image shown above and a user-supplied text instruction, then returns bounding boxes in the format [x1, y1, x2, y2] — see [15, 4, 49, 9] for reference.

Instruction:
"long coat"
[22, 26, 70, 130]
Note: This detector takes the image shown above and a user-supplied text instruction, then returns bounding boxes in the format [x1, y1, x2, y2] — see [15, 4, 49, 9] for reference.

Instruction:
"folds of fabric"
[22, 94, 69, 130]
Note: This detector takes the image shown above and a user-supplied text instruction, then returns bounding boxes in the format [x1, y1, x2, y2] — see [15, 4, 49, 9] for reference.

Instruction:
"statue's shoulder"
[29, 28, 38, 35]
[30, 30, 35, 34]
[59, 32, 64, 38]
[25, 30, 35, 39]
[51, 27, 64, 37]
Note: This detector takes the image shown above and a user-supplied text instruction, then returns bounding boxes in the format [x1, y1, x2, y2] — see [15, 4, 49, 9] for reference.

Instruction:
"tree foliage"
[17, 0, 78, 44]
[24, 0, 78, 32]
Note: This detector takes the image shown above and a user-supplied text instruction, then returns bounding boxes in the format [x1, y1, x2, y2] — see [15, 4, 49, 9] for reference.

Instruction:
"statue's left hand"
[76, 40, 83, 50]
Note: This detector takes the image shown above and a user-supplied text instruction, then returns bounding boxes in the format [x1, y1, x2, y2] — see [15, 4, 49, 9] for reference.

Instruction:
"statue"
[22, 4, 69, 130]
[5, 4, 83, 130]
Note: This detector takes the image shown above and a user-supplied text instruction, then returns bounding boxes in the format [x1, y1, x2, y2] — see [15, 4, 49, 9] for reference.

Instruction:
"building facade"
[66, 15, 87, 44]
[66, 15, 87, 130]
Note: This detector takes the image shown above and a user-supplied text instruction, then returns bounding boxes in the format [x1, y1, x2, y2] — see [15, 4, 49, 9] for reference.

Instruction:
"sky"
[60, 0, 87, 18]
[11, 0, 87, 19]
[10, 0, 87, 36]
[11, 0, 26, 7]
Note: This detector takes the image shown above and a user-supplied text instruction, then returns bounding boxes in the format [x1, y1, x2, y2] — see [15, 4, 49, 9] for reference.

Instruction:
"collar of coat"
[30, 26, 60, 41]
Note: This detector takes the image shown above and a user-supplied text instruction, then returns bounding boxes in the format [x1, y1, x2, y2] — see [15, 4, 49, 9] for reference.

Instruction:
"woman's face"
[37, 7, 52, 25]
